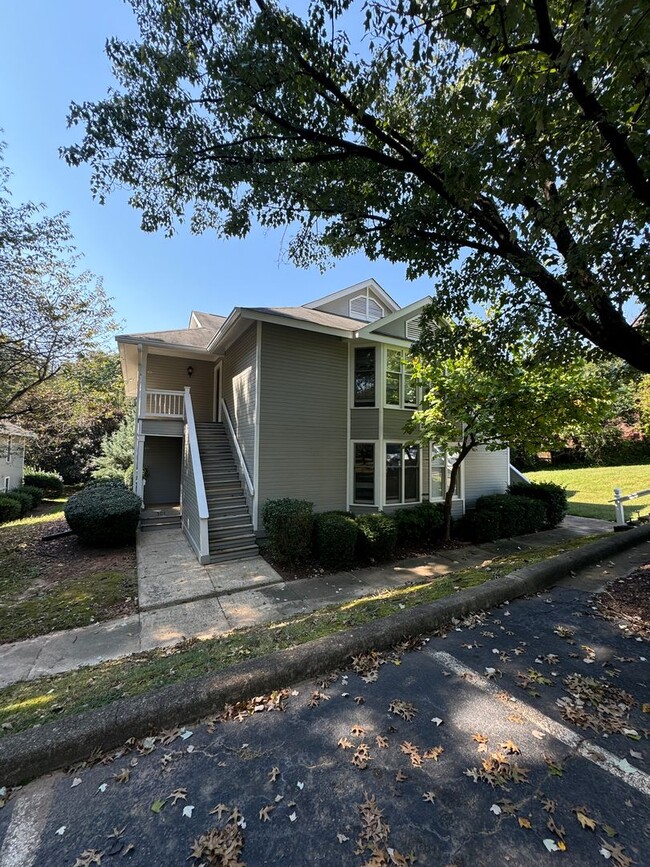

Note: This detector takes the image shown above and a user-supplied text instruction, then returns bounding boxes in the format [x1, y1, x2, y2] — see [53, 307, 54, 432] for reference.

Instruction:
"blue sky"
[0, 0, 438, 336]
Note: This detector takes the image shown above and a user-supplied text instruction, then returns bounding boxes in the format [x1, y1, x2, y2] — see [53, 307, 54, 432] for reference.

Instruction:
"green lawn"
[527, 465, 650, 521]
[0, 535, 603, 736]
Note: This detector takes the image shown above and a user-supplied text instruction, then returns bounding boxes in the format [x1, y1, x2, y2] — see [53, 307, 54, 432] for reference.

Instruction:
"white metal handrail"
[220, 398, 254, 495]
[145, 389, 184, 418]
[611, 486, 650, 524]
[184, 387, 210, 560]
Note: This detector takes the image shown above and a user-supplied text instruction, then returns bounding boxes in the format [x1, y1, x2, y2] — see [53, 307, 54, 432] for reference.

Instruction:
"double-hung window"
[385, 350, 417, 409]
[354, 347, 376, 407]
[430, 446, 461, 500]
[385, 443, 420, 504]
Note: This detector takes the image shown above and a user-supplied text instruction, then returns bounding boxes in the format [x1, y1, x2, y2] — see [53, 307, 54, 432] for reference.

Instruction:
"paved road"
[1, 542, 649, 867]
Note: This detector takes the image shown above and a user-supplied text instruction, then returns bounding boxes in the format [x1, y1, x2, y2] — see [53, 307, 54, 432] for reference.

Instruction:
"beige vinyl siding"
[1, 436, 27, 491]
[141, 419, 183, 437]
[181, 430, 201, 556]
[463, 445, 509, 507]
[223, 324, 257, 478]
[350, 409, 379, 440]
[383, 409, 414, 439]
[258, 322, 348, 521]
[146, 355, 214, 422]
[142, 436, 182, 505]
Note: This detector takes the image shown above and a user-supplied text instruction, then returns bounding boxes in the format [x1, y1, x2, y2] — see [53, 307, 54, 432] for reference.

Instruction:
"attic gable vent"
[349, 294, 384, 322]
[406, 317, 422, 341]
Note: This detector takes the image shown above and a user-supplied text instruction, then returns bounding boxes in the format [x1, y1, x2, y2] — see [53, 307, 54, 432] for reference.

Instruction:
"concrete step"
[140, 516, 182, 531]
[209, 549, 259, 564]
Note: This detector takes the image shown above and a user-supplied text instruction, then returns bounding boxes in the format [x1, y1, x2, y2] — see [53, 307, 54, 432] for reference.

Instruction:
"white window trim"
[429, 444, 465, 503]
[383, 347, 419, 410]
[2, 477, 9, 493]
[349, 440, 380, 507]
[383, 441, 423, 507]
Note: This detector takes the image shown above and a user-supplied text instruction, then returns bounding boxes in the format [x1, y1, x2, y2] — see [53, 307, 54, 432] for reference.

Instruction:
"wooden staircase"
[195, 422, 258, 563]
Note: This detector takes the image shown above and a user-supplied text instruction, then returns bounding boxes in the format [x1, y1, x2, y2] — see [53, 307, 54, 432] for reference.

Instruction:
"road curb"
[3, 524, 650, 786]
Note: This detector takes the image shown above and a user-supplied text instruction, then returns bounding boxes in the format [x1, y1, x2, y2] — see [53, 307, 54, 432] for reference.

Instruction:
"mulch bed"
[596, 563, 650, 640]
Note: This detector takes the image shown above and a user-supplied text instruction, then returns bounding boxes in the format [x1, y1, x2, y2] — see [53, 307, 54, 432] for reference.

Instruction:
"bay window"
[385, 349, 417, 408]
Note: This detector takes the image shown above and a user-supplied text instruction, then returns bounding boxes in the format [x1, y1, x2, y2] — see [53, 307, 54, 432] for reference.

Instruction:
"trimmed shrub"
[262, 498, 313, 565]
[23, 469, 64, 495]
[476, 493, 547, 536]
[313, 512, 358, 571]
[461, 509, 502, 543]
[18, 484, 44, 506]
[394, 501, 445, 547]
[4, 490, 33, 517]
[0, 496, 22, 524]
[84, 478, 128, 491]
[355, 513, 398, 562]
[508, 481, 568, 529]
[64, 484, 141, 547]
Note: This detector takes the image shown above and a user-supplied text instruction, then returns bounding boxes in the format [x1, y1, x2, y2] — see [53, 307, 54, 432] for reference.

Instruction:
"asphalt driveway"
[1, 544, 648, 867]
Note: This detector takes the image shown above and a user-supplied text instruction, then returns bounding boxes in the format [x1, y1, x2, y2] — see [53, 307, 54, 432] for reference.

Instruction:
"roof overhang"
[208, 307, 354, 353]
[116, 336, 219, 397]
[356, 295, 433, 337]
[303, 278, 400, 313]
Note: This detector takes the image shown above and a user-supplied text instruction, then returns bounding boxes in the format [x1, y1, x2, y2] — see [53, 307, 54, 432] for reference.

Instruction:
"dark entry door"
[143, 436, 182, 505]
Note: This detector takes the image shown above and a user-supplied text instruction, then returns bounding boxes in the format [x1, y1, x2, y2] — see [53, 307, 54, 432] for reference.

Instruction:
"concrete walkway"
[0, 515, 614, 689]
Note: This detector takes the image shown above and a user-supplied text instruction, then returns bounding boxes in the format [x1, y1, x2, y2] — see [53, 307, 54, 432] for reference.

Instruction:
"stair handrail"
[220, 397, 254, 495]
[184, 387, 210, 561]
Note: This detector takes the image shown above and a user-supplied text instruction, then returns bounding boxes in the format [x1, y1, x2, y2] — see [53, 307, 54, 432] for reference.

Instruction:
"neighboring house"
[117, 279, 509, 564]
[0, 421, 35, 493]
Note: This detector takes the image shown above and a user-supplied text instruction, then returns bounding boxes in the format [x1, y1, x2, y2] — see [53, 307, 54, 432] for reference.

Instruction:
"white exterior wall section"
[258, 323, 348, 521]
[222, 324, 257, 482]
[463, 445, 510, 507]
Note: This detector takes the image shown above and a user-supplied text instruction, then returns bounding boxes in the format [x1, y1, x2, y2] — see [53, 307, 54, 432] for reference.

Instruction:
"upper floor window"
[354, 347, 376, 407]
[349, 295, 384, 322]
[5, 437, 11, 463]
[385, 349, 417, 408]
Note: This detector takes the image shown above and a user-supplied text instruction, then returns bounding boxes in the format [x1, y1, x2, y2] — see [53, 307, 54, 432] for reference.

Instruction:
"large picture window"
[430, 446, 461, 500]
[353, 443, 375, 504]
[385, 349, 417, 408]
[354, 347, 376, 407]
[385, 443, 420, 504]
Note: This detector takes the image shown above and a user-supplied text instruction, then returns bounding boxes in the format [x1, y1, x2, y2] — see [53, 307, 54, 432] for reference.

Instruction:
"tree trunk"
[441, 443, 473, 542]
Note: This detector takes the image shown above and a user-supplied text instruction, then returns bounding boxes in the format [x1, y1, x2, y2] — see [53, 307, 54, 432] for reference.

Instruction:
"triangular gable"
[357, 296, 432, 341]
[303, 278, 400, 321]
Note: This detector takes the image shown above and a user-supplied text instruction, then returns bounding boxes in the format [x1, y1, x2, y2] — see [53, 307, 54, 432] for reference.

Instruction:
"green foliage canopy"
[64, 0, 649, 369]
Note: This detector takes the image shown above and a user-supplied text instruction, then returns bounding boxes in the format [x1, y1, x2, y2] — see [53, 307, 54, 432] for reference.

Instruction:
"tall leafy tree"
[0, 144, 116, 418]
[408, 318, 618, 539]
[64, 0, 649, 368]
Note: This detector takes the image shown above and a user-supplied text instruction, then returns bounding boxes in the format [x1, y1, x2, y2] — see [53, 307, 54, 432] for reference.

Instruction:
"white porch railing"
[611, 486, 650, 524]
[220, 398, 254, 495]
[183, 387, 210, 563]
[144, 389, 184, 418]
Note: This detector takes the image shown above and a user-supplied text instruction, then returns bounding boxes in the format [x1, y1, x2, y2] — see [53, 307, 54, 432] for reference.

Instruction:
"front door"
[143, 436, 182, 505]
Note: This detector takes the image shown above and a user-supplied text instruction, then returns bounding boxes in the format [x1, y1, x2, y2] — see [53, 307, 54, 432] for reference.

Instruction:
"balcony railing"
[144, 389, 185, 418]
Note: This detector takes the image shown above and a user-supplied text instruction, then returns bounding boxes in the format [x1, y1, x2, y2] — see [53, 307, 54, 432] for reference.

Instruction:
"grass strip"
[0, 535, 602, 736]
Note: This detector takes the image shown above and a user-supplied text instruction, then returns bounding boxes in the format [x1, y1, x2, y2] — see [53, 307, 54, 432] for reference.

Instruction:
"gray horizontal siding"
[350, 409, 379, 440]
[374, 309, 424, 339]
[0, 435, 27, 490]
[258, 323, 348, 521]
[181, 431, 201, 555]
[146, 354, 214, 422]
[383, 409, 415, 440]
[463, 446, 510, 507]
[141, 419, 183, 437]
[223, 324, 257, 478]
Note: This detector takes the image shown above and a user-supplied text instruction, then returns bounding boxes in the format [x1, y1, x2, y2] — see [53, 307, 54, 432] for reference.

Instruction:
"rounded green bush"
[4, 490, 33, 516]
[508, 481, 568, 529]
[355, 512, 398, 562]
[0, 495, 22, 524]
[313, 512, 358, 571]
[462, 509, 501, 543]
[18, 484, 44, 506]
[23, 469, 64, 495]
[64, 483, 141, 547]
[262, 498, 313, 565]
[394, 501, 445, 547]
[476, 493, 546, 536]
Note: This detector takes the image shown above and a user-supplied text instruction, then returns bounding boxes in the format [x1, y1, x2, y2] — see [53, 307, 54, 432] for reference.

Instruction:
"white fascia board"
[206, 307, 242, 353]
[356, 333, 411, 348]
[356, 295, 433, 336]
[222, 309, 354, 341]
[303, 278, 400, 313]
[116, 335, 215, 358]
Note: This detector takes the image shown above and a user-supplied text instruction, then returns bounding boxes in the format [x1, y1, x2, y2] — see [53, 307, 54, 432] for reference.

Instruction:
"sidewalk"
[0, 515, 614, 689]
